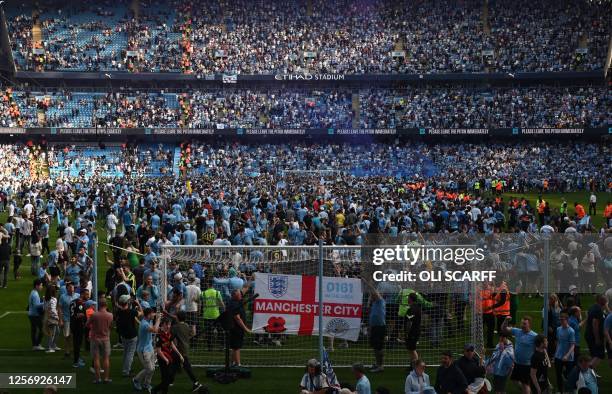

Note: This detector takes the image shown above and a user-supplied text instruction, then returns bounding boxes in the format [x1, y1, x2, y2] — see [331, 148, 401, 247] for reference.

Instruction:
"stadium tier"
[0, 87, 610, 128]
[5, 0, 610, 74]
[1, 142, 609, 189]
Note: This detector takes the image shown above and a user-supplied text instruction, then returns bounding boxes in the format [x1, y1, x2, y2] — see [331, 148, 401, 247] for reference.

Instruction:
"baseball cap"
[118, 294, 131, 304]
[569, 285, 578, 292]
[174, 273, 183, 281]
[464, 344, 475, 351]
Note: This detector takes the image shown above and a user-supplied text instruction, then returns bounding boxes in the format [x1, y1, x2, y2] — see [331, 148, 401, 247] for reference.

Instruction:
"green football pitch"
[0, 191, 610, 393]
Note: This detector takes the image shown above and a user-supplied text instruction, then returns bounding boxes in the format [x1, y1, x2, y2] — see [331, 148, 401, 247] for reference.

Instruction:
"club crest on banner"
[325, 318, 350, 336]
[268, 275, 289, 298]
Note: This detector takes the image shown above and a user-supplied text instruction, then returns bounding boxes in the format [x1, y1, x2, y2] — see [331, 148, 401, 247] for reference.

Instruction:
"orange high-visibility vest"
[493, 283, 510, 316]
[481, 289, 494, 315]
[575, 204, 586, 219]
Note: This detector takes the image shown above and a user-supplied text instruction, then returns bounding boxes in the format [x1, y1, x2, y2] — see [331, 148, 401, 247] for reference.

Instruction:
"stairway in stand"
[179, 2, 193, 73]
[352, 92, 360, 128]
[32, 9, 44, 71]
[481, 0, 491, 35]
[172, 146, 182, 177]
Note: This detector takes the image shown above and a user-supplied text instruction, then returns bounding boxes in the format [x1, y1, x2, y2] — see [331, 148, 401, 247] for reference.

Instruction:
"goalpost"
[160, 244, 484, 367]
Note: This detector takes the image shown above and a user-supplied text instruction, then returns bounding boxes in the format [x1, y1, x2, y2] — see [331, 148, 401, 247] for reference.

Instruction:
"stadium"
[0, 0, 610, 393]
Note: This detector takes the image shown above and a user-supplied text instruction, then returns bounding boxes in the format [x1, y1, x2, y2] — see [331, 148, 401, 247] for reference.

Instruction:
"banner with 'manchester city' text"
[252, 273, 362, 341]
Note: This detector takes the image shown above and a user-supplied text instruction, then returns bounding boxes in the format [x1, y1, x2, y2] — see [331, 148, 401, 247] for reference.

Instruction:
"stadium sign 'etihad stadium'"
[274, 74, 346, 81]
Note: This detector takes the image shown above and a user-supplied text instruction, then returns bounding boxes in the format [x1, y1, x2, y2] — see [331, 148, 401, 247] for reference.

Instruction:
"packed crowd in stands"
[359, 87, 611, 128]
[0, 138, 608, 393]
[188, 90, 354, 129]
[0, 87, 609, 128]
[485, 0, 609, 72]
[7, 0, 610, 73]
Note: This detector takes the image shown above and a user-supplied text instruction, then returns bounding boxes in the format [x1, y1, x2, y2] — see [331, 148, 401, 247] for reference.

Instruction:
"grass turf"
[0, 191, 610, 393]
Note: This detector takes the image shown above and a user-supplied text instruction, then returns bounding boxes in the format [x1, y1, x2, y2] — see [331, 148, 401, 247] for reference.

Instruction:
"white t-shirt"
[470, 207, 482, 222]
[64, 227, 75, 243]
[183, 284, 200, 313]
[106, 214, 118, 230]
[21, 219, 33, 236]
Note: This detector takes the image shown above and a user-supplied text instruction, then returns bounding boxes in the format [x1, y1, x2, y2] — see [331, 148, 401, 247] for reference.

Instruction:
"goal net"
[160, 244, 484, 367]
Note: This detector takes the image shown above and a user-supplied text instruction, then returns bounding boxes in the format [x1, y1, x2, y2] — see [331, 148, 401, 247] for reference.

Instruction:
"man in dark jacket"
[455, 344, 481, 384]
[435, 350, 468, 394]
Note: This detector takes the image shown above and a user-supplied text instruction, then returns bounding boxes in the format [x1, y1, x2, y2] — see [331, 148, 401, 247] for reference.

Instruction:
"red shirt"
[156, 330, 175, 362]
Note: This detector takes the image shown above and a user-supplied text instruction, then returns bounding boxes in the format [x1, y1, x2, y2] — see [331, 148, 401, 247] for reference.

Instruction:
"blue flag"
[322, 349, 341, 392]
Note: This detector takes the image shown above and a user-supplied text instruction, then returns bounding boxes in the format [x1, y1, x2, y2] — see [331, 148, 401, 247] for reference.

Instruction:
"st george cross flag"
[252, 273, 362, 341]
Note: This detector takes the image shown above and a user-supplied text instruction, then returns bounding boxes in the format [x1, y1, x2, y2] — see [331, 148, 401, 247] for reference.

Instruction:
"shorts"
[90, 339, 111, 358]
[369, 325, 386, 351]
[405, 337, 418, 351]
[510, 364, 531, 384]
[587, 341, 605, 359]
[229, 330, 244, 350]
[608, 343, 612, 359]
[62, 321, 71, 337]
[493, 375, 508, 392]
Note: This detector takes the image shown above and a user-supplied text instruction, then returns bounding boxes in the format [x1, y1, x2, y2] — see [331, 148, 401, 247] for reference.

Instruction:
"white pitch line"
[0, 311, 28, 319]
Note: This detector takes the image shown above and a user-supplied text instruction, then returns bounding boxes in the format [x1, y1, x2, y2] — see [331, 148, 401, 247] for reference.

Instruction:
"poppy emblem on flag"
[268, 275, 289, 298]
[264, 316, 287, 333]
